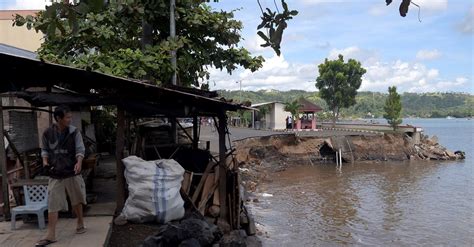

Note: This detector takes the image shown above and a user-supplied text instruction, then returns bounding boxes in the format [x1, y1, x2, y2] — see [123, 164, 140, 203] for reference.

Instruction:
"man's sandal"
[76, 226, 87, 234]
[35, 239, 57, 246]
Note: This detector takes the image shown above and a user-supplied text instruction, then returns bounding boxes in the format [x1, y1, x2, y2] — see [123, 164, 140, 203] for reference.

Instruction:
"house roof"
[0, 52, 248, 117]
[298, 98, 323, 112]
[0, 43, 37, 60]
[251, 101, 284, 107]
[0, 10, 39, 20]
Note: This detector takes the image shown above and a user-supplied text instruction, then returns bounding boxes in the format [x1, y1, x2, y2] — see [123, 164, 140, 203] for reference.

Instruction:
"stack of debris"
[413, 135, 465, 160]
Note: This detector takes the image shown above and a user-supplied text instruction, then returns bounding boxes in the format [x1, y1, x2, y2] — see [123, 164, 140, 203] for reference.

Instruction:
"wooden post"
[217, 114, 228, 222]
[0, 101, 10, 219]
[115, 107, 126, 214]
[47, 87, 53, 125]
[192, 116, 198, 149]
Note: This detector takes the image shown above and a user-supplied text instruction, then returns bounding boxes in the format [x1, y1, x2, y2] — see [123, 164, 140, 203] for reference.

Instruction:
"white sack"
[120, 156, 185, 223]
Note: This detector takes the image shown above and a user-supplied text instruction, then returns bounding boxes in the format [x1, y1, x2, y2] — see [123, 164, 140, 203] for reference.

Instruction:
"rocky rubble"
[413, 134, 465, 161]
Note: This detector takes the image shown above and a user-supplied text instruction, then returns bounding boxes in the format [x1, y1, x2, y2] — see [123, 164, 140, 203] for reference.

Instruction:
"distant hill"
[217, 90, 474, 118]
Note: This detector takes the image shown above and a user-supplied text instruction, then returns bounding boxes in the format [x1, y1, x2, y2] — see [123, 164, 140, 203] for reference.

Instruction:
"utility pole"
[236, 80, 242, 103]
[170, 0, 177, 86]
[170, 0, 178, 143]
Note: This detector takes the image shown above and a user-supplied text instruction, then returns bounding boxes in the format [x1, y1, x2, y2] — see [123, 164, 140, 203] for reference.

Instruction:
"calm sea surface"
[249, 118, 473, 246]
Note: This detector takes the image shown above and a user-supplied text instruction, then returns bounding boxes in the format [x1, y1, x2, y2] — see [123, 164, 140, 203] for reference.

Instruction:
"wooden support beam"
[0, 101, 10, 219]
[47, 86, 53, 125]
[176, 121, 193, 143]
[192, 116, 198, 149]
[3, 130, 28, 179]
[115, 107, 126, 215]
[218, 113, 228, 223]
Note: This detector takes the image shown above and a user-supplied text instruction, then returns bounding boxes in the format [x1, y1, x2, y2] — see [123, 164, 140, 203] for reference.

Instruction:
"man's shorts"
[48, 175, 87, 213]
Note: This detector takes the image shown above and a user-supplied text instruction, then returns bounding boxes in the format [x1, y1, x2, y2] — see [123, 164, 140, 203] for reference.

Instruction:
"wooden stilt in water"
[339, 149, 342, 169]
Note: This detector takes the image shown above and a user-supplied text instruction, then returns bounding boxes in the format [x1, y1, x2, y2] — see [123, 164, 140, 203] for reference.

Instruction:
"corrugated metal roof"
[0, 43, 37, 60]
[251, 101, 284, 107]
[0, 52, 248, 116]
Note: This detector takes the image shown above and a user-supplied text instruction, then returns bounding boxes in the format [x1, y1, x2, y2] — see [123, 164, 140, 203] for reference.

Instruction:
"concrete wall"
[262, 103, 291, 130]
[319, 122, 421, 133]
[0, 19, 43, 52]
[273, 103, 290, 130]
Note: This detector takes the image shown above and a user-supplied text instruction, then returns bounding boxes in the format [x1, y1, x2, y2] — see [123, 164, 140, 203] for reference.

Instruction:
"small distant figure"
[288, 116, 293, 129]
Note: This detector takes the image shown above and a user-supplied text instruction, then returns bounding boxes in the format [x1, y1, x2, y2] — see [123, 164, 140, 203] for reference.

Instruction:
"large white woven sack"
[120, 156, 185, 223]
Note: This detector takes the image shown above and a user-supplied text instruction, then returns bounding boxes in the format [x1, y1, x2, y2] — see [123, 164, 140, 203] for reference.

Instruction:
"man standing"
[36, 105, 87, 246]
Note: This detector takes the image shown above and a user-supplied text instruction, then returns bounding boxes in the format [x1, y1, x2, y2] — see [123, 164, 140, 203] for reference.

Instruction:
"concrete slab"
[0, 216, 112, 247]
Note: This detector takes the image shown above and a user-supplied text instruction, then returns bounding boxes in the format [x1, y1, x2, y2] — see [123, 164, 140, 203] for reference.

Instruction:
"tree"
[14, 0, 264, 87]
[384, 86, 403, 130]
[315, 54, 366, 126]
[284, 99, 301, 129]
[256, 0, 298, 56]
[385, 0, 420, 18]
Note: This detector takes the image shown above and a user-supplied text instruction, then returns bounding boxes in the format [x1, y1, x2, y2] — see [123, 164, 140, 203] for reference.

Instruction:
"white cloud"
[208, 55, 319, 91]
[209, 44, 470, 93]
[414, 0, 448, 12]
[416, 49, 442, 60]
[369, 4, 389, 16]
[242, 34, 267, 54]
[315, 41, 331, 49]
[328, 46, 379, 64]
[362, 59, 469, 93]
[457, 6, 474, 34]
[369, 0, 448, 16]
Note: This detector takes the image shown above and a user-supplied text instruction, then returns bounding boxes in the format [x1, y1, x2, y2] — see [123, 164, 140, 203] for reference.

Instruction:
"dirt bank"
[234, 133, 465, 192]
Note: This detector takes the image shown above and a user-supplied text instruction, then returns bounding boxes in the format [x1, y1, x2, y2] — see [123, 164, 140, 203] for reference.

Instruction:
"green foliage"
[386, 0, 414, 17]
[218, 90, 473, 119]
[256, 0, 298, 56]
[315, 54, 366, 124]
[285, 99, 301, 128]
[384, 86, 403, 130]
[13, 0, 264, 86]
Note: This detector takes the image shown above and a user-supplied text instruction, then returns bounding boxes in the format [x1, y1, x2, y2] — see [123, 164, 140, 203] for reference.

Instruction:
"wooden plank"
[3, 131, 28, 179]
[11, 179, 48, 187]
[213, 167, 220, 206]
[193, 116, 198, 149]
[181, 171, 193, 195]
[0, 101, 10, 219]
[115, 107, 126, 215]
[197, 182, 219, 215]
[201, 173, 215, 203]
[218, 114, 228, 223]
[236, 171, 241, 228]
[191, 161, 215, 204]
[198, 173, 215, 214]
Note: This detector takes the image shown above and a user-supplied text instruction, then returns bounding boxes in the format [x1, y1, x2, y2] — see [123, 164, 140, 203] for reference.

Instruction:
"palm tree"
[284, 100, 302, 129]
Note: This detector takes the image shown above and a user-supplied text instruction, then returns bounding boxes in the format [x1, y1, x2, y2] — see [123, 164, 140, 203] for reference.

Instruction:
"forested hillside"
[218, 90, 473, 118]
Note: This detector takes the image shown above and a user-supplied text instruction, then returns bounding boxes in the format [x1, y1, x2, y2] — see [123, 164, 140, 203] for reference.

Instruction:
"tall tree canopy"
[14, 0, 264, 87]
[384, 86, 403, 130]
[315, 55, 366, 125]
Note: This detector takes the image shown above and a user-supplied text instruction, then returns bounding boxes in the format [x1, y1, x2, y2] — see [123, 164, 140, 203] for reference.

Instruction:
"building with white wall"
[251, 102, 291, 130]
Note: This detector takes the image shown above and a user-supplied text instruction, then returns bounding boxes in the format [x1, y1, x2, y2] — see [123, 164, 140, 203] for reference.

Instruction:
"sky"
[1, 0, 473, 93]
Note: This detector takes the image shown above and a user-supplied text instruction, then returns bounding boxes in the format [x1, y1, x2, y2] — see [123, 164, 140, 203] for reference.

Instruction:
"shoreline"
[234, 132, 466, 193]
